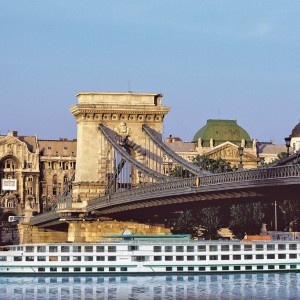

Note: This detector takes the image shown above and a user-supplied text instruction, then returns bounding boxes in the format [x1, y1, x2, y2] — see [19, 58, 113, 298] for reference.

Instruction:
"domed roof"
[193, 119, 252, 147]
[291, 122, 300, 138]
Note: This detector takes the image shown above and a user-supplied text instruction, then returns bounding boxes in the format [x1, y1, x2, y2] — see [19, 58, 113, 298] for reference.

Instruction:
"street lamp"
[238, 146, 244, 170]
[285, 135, 292, 157]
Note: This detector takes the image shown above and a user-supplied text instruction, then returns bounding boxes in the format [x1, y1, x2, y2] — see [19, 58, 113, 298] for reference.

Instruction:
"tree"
[171, 210, 199, 238]
[197, 207, 224, 240]
[229, 202, 265, 239]
[279, 200, 300, 232]
[193, 155, 234, 173]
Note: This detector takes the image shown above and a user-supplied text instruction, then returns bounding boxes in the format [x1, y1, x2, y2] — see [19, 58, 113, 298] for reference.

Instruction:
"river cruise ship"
[0, 234, 300, 275]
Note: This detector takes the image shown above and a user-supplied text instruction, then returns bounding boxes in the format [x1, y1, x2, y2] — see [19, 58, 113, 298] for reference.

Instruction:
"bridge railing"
[87, 165, 300, 207]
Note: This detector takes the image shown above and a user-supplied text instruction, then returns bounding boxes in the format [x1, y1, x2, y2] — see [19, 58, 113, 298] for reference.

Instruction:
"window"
[233, 245, 241, 251]
[256, 244, 264, 251]
[176, 256, 184, 261]
[26, 256, 34, 261]
[86, 267, 93, 272]
[187, 256, 195, 261]
[108, 256, 116, 261]
[278, 254, 286, 259]
[96, 246, 104, 252]
[289, 254, 297, 259]
[49, 256, 58, 261]
[61, 246, 70, 252]
[85, 256, 93, 261]
[74, 267, 81, 272]
[73, 256, 81, 261]
[38, 268, 45, 272]
[108, 246, 116, 252]
[85, 246, 93, 252]
[221, 255, 229, 260]
[268, 265, 275, 270]
[154, 246, 161, 252]
[128, 245, 138, 251]
[37, 256, 46, 261]
[234, 266, 241, 271]
[278, 244, 286, 250]
[62, 267, 69, 272]
[198, 245, 206, 252]
[257, 266, 264, 270]
[165, 246, 173, 252]
[233, 255, 241, 260]
[37, 246, 46, 252]
[244, 245, 252, 251]
[289, 244, 297, 251]
[165, 256, 173, 261]
[256, 255, 264, 259]
[132, 256, 146, 262]
[210, 267, 217, 271]
[25, 246, 34, 252]
[154, 256, 162, 261]
[97, 267, 104, 272]
[209, 245, 218, 252]
[244, 255, 253, 260]
[0, 257, 7, 261]
[199, 267, 205, 271]
[188, 267, 194, 271]
[209, 255, 218, 261]
[49, 246, 58, 253]
[50, 267, 57, 272]
[176, 246, 184, 252]
[96, 256, 105, 261]
[14, 257, 22, 261]
[187, 246, 194, 252]
[73, 246, 81, 252]
[222, 266, 229, 271]
[166, 267, 172, 272]
[279, 265, 286, 270]
[121, 267, 127, 272]
[109, 267, 116, 272]
[267, 244, 275, 251]
[198, 256, 206, 261]
[221, 245, 229, 251]
[246, 266, 252, 270]
[290, 265, 297, 269]
[61, 256, 70, 261]
[267, 254, 275, 259]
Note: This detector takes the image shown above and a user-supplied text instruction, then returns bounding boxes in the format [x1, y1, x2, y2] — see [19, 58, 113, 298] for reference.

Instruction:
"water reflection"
[0, 273, 300, 299]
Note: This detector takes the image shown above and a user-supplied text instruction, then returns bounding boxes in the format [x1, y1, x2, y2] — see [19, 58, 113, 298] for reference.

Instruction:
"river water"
[0, 272, 299, 299]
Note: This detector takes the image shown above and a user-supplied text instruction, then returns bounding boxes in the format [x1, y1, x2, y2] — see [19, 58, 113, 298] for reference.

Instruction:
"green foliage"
[171, 210, 199, 238]
[197, 207, 224, 240]
[279, 200, 300, 231]
[229, 202, 265, 239]
[193, 155, 234, 173]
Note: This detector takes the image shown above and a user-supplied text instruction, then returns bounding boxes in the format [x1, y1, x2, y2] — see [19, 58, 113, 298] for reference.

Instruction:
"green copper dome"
[193, 119, 252, 148]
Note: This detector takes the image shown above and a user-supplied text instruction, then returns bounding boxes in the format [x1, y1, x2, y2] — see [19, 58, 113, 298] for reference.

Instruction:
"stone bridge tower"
[70, 92, 170, 202]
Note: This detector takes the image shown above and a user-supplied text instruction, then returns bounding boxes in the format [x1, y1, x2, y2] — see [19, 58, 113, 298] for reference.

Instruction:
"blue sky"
[1, 1, 299, 143]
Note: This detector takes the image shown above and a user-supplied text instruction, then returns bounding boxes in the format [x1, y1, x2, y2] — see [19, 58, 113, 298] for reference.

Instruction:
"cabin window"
[187, 246, 194, 252]
[86, 267, 93, 272]
[290, 265, 297, 269]
[198, 245, 206, 252]
[61, 256, 70, 261]
[14, 256, 22, 261]
[109, 267, 116, 272]
[267, 244, 275, 251]
[73, 256, 81, 261]
[154, 246, 161, 252]
[49, 246, 58, 253]
[0, 256, 7, 261]
[154, 256, 162, 261]
[73, 246, 81, 252]
[165, 246, 173, 252]
[210, 267, 217, 271]
[233, 255, 241, 260]
[108, 246, 116, 252]
[108, 256, 116, 261]
[221, 255, 229, 260]
[132, 256, 147, 262]
[96, 256, 105, 261]
[74, 267, 81, 272]
[85, 256, 93, 261]
[198, 256, 206, 261]
[267, 254, 275, 259]
[177, 267, 183, 271]
[244, 255, 253, 260]
[25, 246, 34, 252]
[256, 244, 264, 251]
[97, 267, 104, 272]
[37, 246, 46, 252]
[278, 254, 286, 259]
[187, 256, 195, 261]
[176, 256, 184, 261]
[257, 265, 264, 270]
[209, 255, 218, 261]
[176, 246, 184, 252]
[85, 246, 93, 252]
[62, 267, 69, 272]
[289, 254, 297, 259]
[37, 256, 46, 261]
[256, 255, 264, 259]
[49, 256, 58, 261]
[96, 246, 104, 252]
[234, 266, 240, 271]
[199, 267, 205, 271]
[221, 245, 229, 251]
[50, 267, 57, 272]
[246, 266, 252, 270]
[188, 267, 194, 271]
[121, 267, 127, 272]
[278, 244, 286, 250]
[165, 256, 173, 261]
[233, 245, 241, 251]
[244, 245, 252, 251]
[25, 256, 34, 261]
[289, 244, 297, 250]
[61, 246, 70, 252]
[268, 265, 275, 270]
[38, 268, 45, 272]
[166, 267, 172, 272]
[279, 265, 286, 270]
[209, 245, 218, 252]
[128, 245, 139, 251]
[222, 266, 229, 271]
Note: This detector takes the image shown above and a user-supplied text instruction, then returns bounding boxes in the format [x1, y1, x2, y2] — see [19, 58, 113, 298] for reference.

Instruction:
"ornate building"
[290, 121, 300, 152]
[0, 131, 76, 221]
